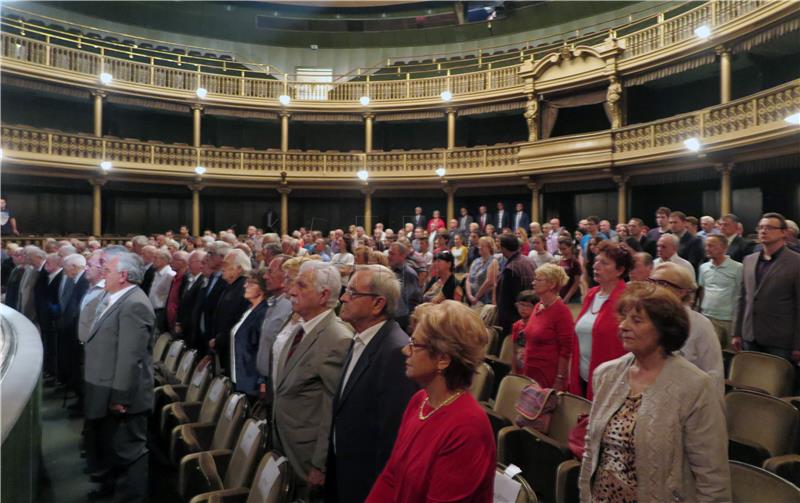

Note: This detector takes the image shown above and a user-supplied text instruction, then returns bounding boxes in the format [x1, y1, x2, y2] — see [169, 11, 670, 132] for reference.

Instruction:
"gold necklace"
[418, 390, 465, 421]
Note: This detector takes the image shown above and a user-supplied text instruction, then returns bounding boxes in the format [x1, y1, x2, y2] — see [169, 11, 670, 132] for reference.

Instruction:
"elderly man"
[195, 243, 230, 353]
[653, 233, 695, 278]
[147, 248, 175, 333]
[175, 250, 206, 348]
[719, 213, 754, 262]
[387, 242, 421, 332]
[18, 246, 46, 324]
[698, 235, 742, 348]
[274, 261, 352, 500]
[629, 252, 654, 282]
[412, 207, 426, 229]
[325, 265, 418, 503]
[3, 246, 26, 310]
[211, 249, 251, 374]
[56, 253, 90, 403]
[38, 253, 64, 379]
[255, 255, 294, 401]
[165, 250, 189, 333]
[84, 249, 154, 501]
[457, 207, 473, 237]
[138, 244, 157, 295]
[669, 211, 705, 273]
[697, 215, 718, 241]
[496, 234, 536, 335]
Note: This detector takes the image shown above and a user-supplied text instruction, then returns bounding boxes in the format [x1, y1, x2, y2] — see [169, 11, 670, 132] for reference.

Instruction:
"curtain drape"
[541, 88, 610, 138]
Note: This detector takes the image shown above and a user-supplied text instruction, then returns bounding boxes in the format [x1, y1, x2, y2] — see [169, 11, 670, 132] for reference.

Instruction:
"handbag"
[514, 382, 557, 434]
[568, 413, 589, 459]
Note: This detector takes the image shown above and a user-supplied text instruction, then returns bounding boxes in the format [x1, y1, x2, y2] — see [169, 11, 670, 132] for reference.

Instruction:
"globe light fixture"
[357, 169, 369, 181]
[784, 112, 800, 125]
[435, 167, 446, 177]
[100, 161, 112, 171]
[683, 137, 701, 152]
[440, 90, 453, 102]
[194, 166, 207, 175]
[359, 96, 371, 106]
[196, 87, 208, 99]
[694, 25, 711, 40]
[99, 72, 113, 85]
[278, 94, 291, 106]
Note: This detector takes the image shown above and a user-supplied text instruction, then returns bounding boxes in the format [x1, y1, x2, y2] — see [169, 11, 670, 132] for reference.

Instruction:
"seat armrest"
[485, 408, 513, 438]
[189, 487, 249, 503]
[179, 450, 230, 500]
[555, 459, 581, 503]
[729, 436, 772, 467]
[725, 379, 769, 395]
[170, 422, 216, 464]
[174, 401, 203, 424]
[204, 449, 234, 481]
[165, 384, 189, 403]
[526, 428, 573, 458]
[763, 454, 800, 486]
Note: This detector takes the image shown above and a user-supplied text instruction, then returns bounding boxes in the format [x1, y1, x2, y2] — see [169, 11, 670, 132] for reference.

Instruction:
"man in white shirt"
[528, 233, 555, 268]
[148, 248, 175, 333]
[698, 235, 742, 348]
[653, 233, 695, 278]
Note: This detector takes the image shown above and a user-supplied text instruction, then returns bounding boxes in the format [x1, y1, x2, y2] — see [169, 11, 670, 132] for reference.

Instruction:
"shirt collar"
[107, 284, 137, 305]
[48, 268, 63, 281]
[354, 320, 387, 348]
[301, 308, 332, 335]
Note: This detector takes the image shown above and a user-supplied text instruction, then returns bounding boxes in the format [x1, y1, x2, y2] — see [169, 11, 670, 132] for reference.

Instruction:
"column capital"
[445, 108, 458, 116]
[90, 89, 107, 99]
[526, 181, 540, 192]
[714, 45, 731, 57]
[360, 186, 375, 196]
[88, 176, 107, 188]
[612, 174, 629, 186]
[442, 183, 457, 195]
[362, 112, 375, 121]
[714, 162, 734, 175]
[191, 103, 204, 112]
[279, 111, 292, 119]
[277, 186, 292, 196]
[188, 182, 205, 192]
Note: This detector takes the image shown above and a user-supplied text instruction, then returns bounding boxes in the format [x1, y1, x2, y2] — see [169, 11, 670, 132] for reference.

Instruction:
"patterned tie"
[286, 327, 305, 360]
[90, 293, 110, 330]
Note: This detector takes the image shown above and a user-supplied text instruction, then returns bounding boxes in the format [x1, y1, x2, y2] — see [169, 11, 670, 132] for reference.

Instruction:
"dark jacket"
[232, 300, 269, 396]
[325, 319, 419, 503]
[4, 266, 24, 310]
[677, 231, 706, 274]
[193, 272, 226, 352]
[140, 264, 155, 295]
[727, 235, 755, 263]
[177, 275, 205, 349]
[496, 251, 536, 334]
[212, 275, 250, 373]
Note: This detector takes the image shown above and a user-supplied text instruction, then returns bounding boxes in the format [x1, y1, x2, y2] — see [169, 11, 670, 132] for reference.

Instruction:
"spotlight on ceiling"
[694, 25, 711, 40]
[435, 167, 446, 177]
[359, 96, 371, 106]
[194, 166, 207, 175]
[357, 169, 369, 181]
[99, 72, 113, 85]
[278, 94, 291, 106]
[683, 137, 702, 152]
[440, 90, 453, 102]
[100, 161, 112, 171]
[784, 112, 800, 125]
[196, 87, 208, 99]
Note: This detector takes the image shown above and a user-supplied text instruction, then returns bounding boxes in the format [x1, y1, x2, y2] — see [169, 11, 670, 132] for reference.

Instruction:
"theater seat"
[479, 303, 497, 327]
[727, 351, 795, 397]
[155, 339, 185, 382]
[482, 374, 536, 438]
[152, 332, 173, 362]
[726, 390, 800, 467]
[470, 362, 495, 402]
[495, 463, 538, 503]
[730, 460, 800, 503]
[179, 418, 266, 501]
[161, 375, 231, 443]
[154, 357, 211, 434]
[763, 454, 800, 487]
[189, 452, 293, 503]
[157, 347, 196, 387]
[170, 392, 247, 464]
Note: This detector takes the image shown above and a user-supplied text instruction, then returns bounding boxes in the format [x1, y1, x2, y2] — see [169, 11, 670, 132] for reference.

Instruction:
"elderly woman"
[366, 301, 495, 503]
[523, 263, 574, 389]
[211, 249, 252, 373]
[649, 262, 724, 395]
[422, 251, 463, 304]
[230, 270, 269, 400]
[569, 241, 632, 399]
[580, 282, 730, 502]
[465, 236, 498, 307]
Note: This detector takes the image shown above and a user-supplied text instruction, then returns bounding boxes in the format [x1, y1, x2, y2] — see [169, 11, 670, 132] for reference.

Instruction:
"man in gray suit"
[18, 245, 46, 323]
[273, 261, 352, 501]
[256, 255, 294, 401]
[733, 213, 800, 367]
[84, 249, 155, 502]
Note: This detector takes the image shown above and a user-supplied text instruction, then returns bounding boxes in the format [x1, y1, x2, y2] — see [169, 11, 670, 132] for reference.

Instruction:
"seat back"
[494, 374, 536, 419]
[498, 335, 514, 366]
[174, 349, 197, 385]
[480, 303, 498, 327]
[247, 452, 293, 503]
[495, 464, 538, 503]
[484, 327, 499, 357]
[729, 351, 795, 397]
[210, 393, 247, 451]
[726, 390, 800, 458]
[198, 376, 232, 423]
[470, 362, 495, 402]
[186, 361, 213, 403]
[730, 460, 800, 503]
[548, 392, 591, 444]
[163, 339, 186, 374]
[222, 419, 266, 489]
[153, 333, 172, 361]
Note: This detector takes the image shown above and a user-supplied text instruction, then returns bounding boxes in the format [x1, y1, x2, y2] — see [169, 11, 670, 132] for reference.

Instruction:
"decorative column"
[278, 186, 291, 235]
[717, 46, 731, 104]
[91, 90, 106, 138]
[189, 182, 204, 236]
[613, 175, 629, 224]
[362, 186, 374, 231]
[443, 184, 457, 222]
[364, 113, 374, 153]
[280, 111, 291, 152]
[446, 108, 457, 149]
[526, 181, 541, 224]
[523, 94, 539, 141]
[191, 104, 203, 148]
[89, 177, 106, 235]
[606, 76, 624, 129]
[716, 163, 733, 216]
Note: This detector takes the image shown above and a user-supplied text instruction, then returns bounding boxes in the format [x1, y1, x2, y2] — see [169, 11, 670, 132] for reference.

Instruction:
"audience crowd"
[2, 200, 800, 502]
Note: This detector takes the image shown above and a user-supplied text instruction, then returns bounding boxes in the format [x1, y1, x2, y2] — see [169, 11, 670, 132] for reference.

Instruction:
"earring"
[436, 368, 443, 375]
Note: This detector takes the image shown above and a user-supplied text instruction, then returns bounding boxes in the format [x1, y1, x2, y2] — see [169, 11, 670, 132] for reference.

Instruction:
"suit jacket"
[495, 210, 511, 230]
[18, 266, 40, 323]
[193, 272, 226, 352]
[78, 286, 105, 344]
[3, 265, 24, 310]
[734, 248, 800, 350]
[272, 310, 352, 480]
[57, 274, 89, 335]
[36, 270, 61, 331]
[255, 294, 294, 380]
[232, 300, 269, 396]
[458, 214, 474, 233]
[579, 353, 730, 502]
[325, 319, 418, 503]
[212, 276, 250, 372]
[495, 251, 536, 334]
[177, 275, 205, 349]
[512, 211, 530, 232]
[726, 235, 755, 263]
[84, 286, 155, 420]
[677, 232, 706, 274]
[412, 214, 427, 229]
[140, 264, 155, 295]
[477, 212, 491, 232]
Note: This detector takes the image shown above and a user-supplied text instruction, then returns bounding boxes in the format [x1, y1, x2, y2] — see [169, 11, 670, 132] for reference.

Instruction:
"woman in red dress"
[366, 301, 495, 503]
[426, 210, 446, 234]
[523, 263, 574, 389]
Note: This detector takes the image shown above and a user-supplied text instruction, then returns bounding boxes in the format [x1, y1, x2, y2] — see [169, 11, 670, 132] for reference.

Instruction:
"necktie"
[91, 293, 110, 330]
[286, 327, 305, 360]
[341, 336, 364, 395]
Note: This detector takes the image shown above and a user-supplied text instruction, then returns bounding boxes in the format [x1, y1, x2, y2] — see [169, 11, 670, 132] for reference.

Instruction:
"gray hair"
[210, 241, 233, 257]
[225, 249, 252, 275]
[189, 250, 207, 261]
[24, 245, 46, 260]
[299, 261, 342, 309]
[263, 242, 283, 257]
[112, 252, 145, 285]
[154, 248, 171, 262]
[131, 235, 149, 247]
[201, 236, 215, 247]
[263, 233, 280, 244]
[63, 253, 87, 269]
[172, 250, 189, 263]
[58, 245, 77, 256]
[355, 264, 401, 317]
[787, 220, 799, 238]
[660, 233, 680, 247]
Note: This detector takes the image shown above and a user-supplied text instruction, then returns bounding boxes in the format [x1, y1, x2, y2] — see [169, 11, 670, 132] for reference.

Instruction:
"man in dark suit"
[411, 207, 426, 229]
[513, 202, 531, 232]
[325, 265, 418, 503]
[387, 243, 421, 332]
[175, 250, 206, 349]
[84, 250, 155, 502]
[733, 213, 800, 367]
[211, 249, 251, 375]
[495, 201, 511, 231]
[138, 245, 157, 295]
[496, 235, 536, 335]
[194, 245, 228, 355]
[39, 253, 63, 379]
[669, 211, 705, 274]
[628, 217, 657, 256]
[477, 205, 491, 234]
[3, 247, 26, 310]
[56, 253, 90, 402]
[457, 207, 474, 237]
[720, 213, 755, 262]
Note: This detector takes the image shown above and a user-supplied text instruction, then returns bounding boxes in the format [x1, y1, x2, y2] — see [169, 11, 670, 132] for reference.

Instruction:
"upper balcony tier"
[1, 0, 795, 112]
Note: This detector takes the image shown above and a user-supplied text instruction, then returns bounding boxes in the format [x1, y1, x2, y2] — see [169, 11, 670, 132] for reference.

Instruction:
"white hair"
[131, 235, 149, 247]
[24, 245, 46, 260]
[58, 245, 77, 256]
[225, 249, 252, 274]
[299, 261, 342, 309]
[113, 252, 145, 284]
[63, 253, 87, 269]
[154, 248, 171, 261]
[660, 233, 680, 247]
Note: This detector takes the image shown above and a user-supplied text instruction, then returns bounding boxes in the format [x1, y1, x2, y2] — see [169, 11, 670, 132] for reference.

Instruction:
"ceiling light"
[194, 166, 206, 175]
[99, 72, 113, 85]
[278, 94, 291, 106]
[0, 148, 4, 160]
[435, 167, 446, 177]
[357, 170, 369, 181]
[784, 112, 800, 125]
[440, 90, 453, 102]
[100, 161, 112, 171]
[683, 138, 701, 152]
[196, 87, 208, 99]
[694, 25, 711, 40]
[359, 96, 370, 106]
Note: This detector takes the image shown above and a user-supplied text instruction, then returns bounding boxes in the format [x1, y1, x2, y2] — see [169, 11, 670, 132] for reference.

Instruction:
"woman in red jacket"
[568, 241, 632, 399]
[426, 210, 446, 234]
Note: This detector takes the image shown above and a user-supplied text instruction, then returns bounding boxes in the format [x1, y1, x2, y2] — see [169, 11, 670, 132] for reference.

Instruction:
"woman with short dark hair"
[422, 251, 463, 303]
[230, 269, 269, 399]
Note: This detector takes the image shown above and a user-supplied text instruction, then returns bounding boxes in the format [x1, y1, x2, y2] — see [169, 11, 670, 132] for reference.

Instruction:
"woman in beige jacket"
[579, 282, 730, 502]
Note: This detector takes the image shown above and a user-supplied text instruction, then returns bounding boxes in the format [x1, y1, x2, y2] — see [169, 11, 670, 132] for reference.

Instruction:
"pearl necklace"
[418, 390, 465, 421]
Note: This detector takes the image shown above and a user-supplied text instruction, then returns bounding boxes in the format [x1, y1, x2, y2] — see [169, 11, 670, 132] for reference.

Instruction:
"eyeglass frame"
[342, 287, 382, 299]
[406, 337, 431, 353]
[647, 277, 690, 291]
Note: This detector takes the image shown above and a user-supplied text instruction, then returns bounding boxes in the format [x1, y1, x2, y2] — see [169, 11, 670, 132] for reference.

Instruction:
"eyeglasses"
[757, 225, 785, 232]
[647, 277, 687, 290]
[343, 288, 381, 299]
[407, 338, 431, 352]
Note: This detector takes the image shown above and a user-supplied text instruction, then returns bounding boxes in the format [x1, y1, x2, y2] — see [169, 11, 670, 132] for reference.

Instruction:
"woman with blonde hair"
[465, 236, 498, 307]
[516, 227, 531, 256]
[367, 301, 495, 502]
[368, 250, 389, 267]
